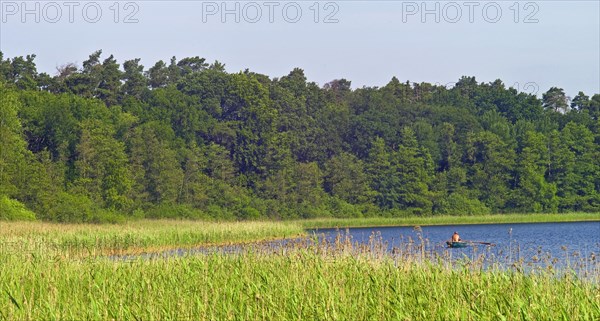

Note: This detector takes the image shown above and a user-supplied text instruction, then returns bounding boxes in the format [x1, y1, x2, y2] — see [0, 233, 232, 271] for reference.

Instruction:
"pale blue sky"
[1, 1, 599, 97]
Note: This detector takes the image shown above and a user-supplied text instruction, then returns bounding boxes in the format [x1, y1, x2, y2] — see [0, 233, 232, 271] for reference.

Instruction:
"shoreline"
[299, 213, 600, 230]
[105, 233, 306, 257]
[1, 214, 597, 257]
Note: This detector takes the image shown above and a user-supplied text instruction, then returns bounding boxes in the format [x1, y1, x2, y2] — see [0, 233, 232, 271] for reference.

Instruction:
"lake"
[117, 220, 599, 280]
[310, 221, 600, 274]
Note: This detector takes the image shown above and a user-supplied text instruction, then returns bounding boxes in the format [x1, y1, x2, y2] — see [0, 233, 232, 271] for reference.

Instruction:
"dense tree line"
[1, 50, 599, 222]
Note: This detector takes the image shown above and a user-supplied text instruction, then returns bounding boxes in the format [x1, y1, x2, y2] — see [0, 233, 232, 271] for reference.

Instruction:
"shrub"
[239, 206, 261, 220]
[46, 192, 97, 222]
[89, 209, 127, 224]
[0, 196, 36, 221]
[145, 204, 207, 220]
[328, 197, 362, 218]
[435, 193, 491, 216]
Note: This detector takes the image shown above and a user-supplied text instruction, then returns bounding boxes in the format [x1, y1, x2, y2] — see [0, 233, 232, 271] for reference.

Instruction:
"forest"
[1, 50, 599, 222]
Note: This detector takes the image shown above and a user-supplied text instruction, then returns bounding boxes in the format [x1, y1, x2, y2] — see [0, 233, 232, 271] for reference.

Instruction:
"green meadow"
[0, 220, 304, 256]
[1, 219, 599, 320]
[2, 249, 598, 320]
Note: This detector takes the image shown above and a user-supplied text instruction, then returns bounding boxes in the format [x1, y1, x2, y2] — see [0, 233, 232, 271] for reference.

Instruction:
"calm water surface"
[312, 221, 599, 252]
[119, 221, 600, 278]
[311, 221, 600, 271]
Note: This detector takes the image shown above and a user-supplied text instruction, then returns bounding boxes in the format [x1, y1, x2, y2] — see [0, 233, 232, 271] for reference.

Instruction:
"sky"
[1, 0, 599, 97]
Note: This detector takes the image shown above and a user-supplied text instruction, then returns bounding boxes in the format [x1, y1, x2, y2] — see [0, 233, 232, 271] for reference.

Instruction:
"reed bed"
[0, 220, 304, 257]
[300, 213, 600, 229]
[1, 226, 599, 320]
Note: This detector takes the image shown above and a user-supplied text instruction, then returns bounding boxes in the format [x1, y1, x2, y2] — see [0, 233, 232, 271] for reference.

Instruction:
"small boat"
[446, 241, 469, 248]
[446, 241, 495, 248]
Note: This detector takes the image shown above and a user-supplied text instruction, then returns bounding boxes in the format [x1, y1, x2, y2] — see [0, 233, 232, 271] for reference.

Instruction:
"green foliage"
[72, 119, 133, 211]
[543, 87, 569, 113]
[465, 131, 515, 211]
[434, 193, 491, 216]
[511, 131, 558, 212]
[0, 196, 36, 220]
[127, 122, 184, 206]
[327, 197, 363, 218]
[44, 192, 97, 223]
[0, 84, 29, 196]
[1, 51, 599, 221]
[35, 191, 124, 223]
[324, 152, 374, 205]
[239, 206, 261, 220]
[145, 204, 207, 220]
[367, 129, 434, 214]
[554, 122, 600, 211]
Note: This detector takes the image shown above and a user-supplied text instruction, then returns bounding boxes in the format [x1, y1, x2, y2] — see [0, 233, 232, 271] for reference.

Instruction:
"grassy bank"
[299, 213, 600, 229]
[0, 220, 598, 320]
[1, 244, 598, 320]
[0, 220, 304, 256]
[1, 213, 597, 255]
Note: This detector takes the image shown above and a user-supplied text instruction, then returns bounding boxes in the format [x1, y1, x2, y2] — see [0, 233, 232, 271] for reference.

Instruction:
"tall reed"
[1, 227, 598, 320]
[0, 220, 304, 256]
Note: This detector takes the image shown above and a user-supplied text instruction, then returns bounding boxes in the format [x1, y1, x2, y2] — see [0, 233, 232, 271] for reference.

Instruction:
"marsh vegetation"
[0, 220, 598, 320]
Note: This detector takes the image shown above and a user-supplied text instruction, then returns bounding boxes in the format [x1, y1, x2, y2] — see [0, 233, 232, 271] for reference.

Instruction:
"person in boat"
[451, 232, 461, 242]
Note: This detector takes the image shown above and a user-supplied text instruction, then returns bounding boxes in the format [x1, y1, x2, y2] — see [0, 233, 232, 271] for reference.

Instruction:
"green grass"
[299, 213, 600, 229]
[0, 220, 304, 256]
[0, 243, 598, 320]
[0, 219, 598, 320]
